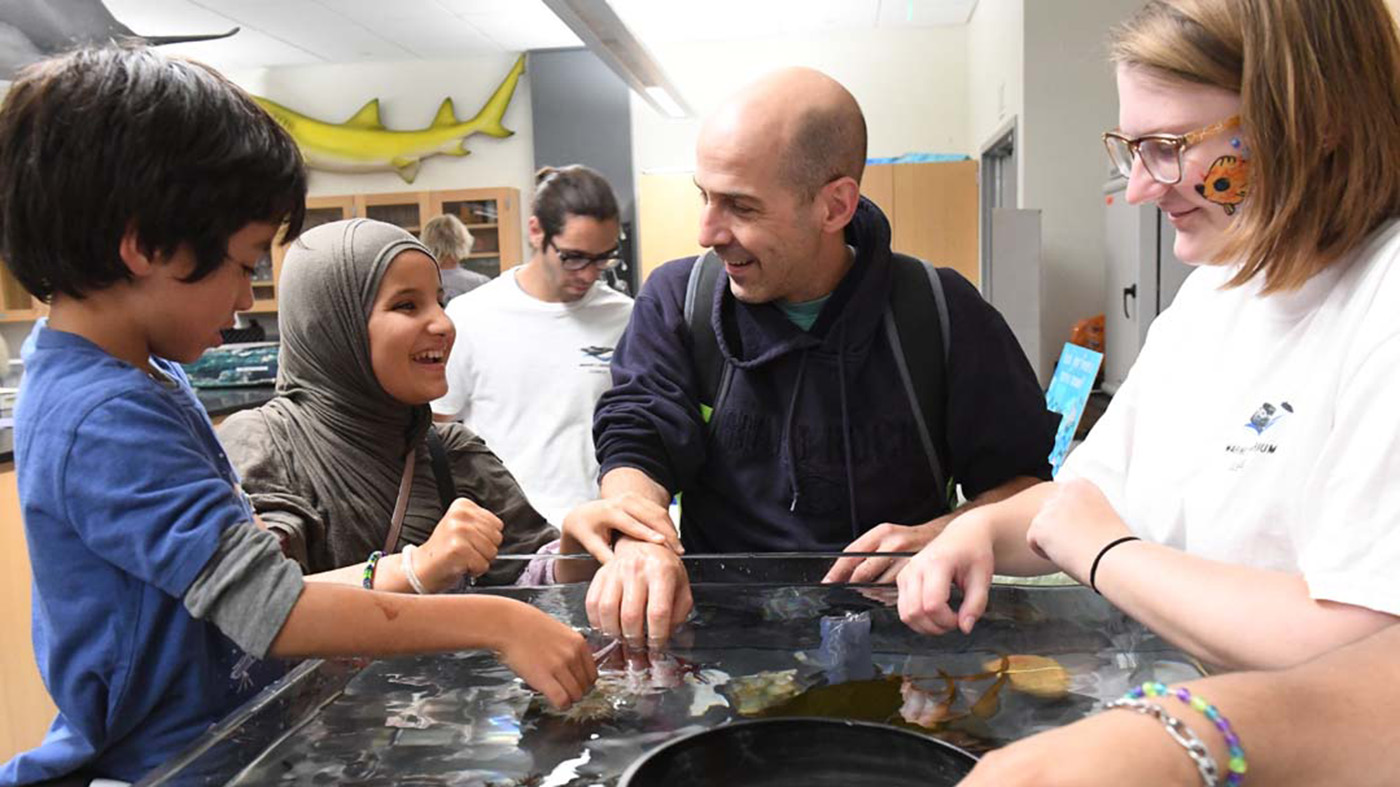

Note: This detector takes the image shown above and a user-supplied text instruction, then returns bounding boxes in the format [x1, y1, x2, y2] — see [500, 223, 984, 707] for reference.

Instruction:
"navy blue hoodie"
[595, 199, 1055, 553]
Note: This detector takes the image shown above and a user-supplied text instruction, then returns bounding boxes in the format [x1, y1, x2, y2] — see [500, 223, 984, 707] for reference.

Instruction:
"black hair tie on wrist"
[1089, 536, 1141, 594]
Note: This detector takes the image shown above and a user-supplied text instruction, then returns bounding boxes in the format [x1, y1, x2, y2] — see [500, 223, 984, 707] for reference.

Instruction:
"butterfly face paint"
[1195, 154, 1250, 216]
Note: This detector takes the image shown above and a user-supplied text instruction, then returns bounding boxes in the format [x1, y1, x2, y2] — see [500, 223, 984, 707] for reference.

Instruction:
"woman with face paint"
[911, 1, 1400, 783]
[898, 0, 1400, 695]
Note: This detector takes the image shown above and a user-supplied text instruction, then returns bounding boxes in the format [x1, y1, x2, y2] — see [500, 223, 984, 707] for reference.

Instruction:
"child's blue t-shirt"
[1, 323, 279, 784]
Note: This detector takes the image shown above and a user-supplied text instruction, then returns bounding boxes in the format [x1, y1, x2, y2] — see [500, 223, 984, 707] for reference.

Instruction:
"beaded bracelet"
[362, 550, 384, 589]
[1105, 698, 1220, 786]
[1130, 682, 1248, 785]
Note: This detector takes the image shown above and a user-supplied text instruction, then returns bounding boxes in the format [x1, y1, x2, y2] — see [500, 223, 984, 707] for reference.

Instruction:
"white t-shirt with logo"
[432, 270, 634, 527]
[1062, 219, 1400, 615]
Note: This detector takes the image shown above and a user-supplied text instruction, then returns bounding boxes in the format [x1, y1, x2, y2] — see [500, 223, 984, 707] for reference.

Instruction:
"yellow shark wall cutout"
[254, 55, 525, 184]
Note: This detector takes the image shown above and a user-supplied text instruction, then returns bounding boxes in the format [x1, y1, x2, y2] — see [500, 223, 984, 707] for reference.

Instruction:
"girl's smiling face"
[367, 249, 455, 405]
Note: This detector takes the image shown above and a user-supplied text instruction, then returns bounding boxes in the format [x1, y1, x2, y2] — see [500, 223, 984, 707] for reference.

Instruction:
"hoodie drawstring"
[837, 320, 859, 538]
[784, 351, 810, 512]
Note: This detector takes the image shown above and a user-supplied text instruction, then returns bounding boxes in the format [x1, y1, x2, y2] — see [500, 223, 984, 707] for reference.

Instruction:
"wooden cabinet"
[429, 188, 523, 280]
[637, 161, 978, 287]
[252, 187, 520, 313]
[254, 195, 356, 313]
[888, 160, 979, 287]
[0, 265, 45, 324]
[1, 462, 57, 762]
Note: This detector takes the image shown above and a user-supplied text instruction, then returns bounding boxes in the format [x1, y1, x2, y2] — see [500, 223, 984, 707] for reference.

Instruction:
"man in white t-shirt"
[433, 165, 633, 527]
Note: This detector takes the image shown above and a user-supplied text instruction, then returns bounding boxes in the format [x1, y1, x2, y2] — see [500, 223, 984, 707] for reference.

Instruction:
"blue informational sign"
[1045, 343, 1104, 477]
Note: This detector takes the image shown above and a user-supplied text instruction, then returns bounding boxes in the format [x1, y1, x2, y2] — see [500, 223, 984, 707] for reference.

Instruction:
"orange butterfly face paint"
[1195, 155, 1250, 215]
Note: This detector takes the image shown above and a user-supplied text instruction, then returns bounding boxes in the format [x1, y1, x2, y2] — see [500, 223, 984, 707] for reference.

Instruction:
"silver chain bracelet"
[1106, 698, 1221, 787]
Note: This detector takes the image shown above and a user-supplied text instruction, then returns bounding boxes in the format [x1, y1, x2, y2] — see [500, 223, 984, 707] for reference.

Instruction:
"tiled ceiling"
[102, 0, 977, 71]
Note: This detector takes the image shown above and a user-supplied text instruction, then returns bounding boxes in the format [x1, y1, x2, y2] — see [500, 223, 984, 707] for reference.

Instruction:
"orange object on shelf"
[1069, 314, 1105, 353]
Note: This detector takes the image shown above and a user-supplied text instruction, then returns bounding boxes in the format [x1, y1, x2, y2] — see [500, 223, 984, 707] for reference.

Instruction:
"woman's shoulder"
[217, 405, 272, 444]
[431, 420, 491, 457]
[217, 405, 284, 473]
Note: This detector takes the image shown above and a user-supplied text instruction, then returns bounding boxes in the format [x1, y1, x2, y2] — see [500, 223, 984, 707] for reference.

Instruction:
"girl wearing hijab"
[220, 219, 657, 590]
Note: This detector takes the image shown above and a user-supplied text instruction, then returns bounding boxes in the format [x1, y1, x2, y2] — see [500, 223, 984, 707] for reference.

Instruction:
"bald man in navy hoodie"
[558, 68, 1055, 647]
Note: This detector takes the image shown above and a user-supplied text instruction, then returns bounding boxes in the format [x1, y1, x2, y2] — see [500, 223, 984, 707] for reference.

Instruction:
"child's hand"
[418, 498, 504, 590]
[496, 603, 598, 709]
[560, 494, 682, 563]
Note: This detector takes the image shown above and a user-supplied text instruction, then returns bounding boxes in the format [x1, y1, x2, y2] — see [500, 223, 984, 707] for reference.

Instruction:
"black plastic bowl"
[619, 718, 978, 787]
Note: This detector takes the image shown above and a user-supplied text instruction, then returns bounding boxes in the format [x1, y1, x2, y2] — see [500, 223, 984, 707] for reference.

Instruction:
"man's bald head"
[702, 67, 867, 201]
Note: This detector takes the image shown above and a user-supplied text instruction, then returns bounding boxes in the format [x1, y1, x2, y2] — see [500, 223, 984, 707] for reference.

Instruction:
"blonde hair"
[420, 213, 474, 261]
[1111, 0, 1400, 293]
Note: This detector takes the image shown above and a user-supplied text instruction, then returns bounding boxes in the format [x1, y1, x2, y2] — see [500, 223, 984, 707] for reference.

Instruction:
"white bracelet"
[402, 544, 429, 595]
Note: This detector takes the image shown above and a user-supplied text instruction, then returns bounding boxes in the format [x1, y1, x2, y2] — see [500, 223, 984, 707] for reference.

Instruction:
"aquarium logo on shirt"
[1224, 400, 1293, 469]
[1245, 401, 1292, 435]
[579, 345, 614, 371]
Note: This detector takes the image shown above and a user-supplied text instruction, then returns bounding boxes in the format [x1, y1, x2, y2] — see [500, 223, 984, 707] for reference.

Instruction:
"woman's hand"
[560, 493, 683, 563]
[493, 602, 598, 709]
[897, 512, 997, 636]
[416, 497, 505, 590]
[1025, 479, 1131, 585]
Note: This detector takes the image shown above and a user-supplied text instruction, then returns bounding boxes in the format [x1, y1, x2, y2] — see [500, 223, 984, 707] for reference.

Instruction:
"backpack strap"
[684, 251, 729, 419]
[424, 425, 457, 513]
[886, 253, 953, 508]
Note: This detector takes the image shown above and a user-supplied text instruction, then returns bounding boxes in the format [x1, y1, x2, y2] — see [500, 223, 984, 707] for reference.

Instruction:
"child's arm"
[187, 522, 594, 708]
[269, 583, 597, 709]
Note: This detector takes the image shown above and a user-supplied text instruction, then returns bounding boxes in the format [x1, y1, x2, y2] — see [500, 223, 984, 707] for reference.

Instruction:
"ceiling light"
[644, 86, 686, 119]
[541, 0, 693, 119]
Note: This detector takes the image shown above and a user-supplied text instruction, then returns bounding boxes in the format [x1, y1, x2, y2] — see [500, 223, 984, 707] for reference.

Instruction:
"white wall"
[966, 0, 1024, 174]
[630, 27, 971, 175]
[1021, 0, 1144, 378]
[228, 53, 537, 254]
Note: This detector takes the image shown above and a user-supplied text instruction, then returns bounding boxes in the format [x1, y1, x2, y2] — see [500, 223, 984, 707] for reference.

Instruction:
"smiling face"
[694, 120, 827, 305]
[1116, 65, 1244, 264]
[140, 221, 276, 363]
[367, 249, 456, 405]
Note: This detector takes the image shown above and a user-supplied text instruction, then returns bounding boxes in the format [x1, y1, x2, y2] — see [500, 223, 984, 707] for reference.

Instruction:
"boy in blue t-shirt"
[0, 46, 596, 786]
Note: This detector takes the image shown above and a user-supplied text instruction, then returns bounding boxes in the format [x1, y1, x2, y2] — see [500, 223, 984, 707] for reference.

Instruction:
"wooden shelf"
[252, 187, 520, 311]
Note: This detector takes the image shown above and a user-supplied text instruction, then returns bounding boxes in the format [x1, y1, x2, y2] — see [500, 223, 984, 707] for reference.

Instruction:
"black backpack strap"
[886, 253, 953, 508]
[684, 251, 729, 418]
[425, 426, 457, 513]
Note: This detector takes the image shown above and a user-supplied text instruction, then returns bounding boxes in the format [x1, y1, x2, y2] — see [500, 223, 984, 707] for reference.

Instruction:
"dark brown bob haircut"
[1111, 0, 1400, 293]
[0, 44, 307, 300]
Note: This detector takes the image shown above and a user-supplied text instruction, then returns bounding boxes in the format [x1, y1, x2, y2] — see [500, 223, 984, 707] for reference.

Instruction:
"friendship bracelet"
[362, 550, 384, 589]
[1131, 682, 1248, 785]
[1089, 535, 1141, 594]
[1106, 698, 1220, 787]
[402, 544, 428, 595]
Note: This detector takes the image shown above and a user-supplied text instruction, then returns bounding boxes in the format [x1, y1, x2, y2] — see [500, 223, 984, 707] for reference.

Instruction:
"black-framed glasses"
[1102, 115, 1240, 185]
[550, 240, 622, 272]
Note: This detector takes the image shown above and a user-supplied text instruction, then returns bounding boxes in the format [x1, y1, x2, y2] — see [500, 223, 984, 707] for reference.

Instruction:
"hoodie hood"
[709, 196, 896, 370]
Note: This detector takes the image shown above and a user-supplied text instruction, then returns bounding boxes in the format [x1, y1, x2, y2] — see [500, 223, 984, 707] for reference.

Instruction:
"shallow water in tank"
[150, 576, 1203, 786]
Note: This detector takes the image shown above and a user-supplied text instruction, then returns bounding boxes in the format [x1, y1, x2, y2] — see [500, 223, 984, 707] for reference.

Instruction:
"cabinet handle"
[1122, 284, 1137, 319]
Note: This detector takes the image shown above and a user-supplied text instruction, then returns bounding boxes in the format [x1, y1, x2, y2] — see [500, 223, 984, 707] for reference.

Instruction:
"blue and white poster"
[1045, 343, 1104, 476]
